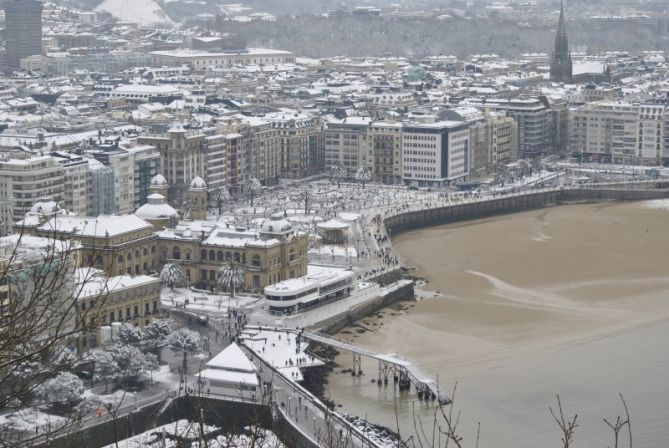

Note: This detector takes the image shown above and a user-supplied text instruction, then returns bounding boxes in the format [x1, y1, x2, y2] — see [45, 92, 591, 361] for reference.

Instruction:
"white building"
[0, 156, 65, 236]
[401, 121, 470, 187]
[264, 266, 355, 315]
[570, 101, 665, 165]
[196, 343, 259, 399]
[151, 48, 295, 70]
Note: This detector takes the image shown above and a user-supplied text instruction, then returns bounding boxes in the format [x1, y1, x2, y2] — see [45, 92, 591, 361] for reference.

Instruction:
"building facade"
[0, 156, 65, 236]
[402, 121, 470, 187]
[4, 0, 43, 74]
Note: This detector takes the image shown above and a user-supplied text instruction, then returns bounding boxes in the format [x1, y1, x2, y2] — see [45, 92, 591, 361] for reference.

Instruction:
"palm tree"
[217, 260, 245, 300]
[299, 188, 314, 215]
[210, 187, 231, 215]
[160, 262, 185, 290]
[217, 261, 246, 330]
[245, 178, 262, 207]
[330, 164, 347, 189]
[355, 167, 372, 189]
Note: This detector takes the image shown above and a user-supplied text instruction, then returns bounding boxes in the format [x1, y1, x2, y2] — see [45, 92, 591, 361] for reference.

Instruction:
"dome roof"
[135, 194, 178, 220]
[189, 176, 207, 190]
[260, 216, 293, 234]
[150, 174, 168, 187]
[30, 198, 60, 215]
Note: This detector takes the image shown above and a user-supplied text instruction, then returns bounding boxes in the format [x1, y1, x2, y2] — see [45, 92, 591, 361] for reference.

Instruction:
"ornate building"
[155, 213, 308, 293]
[549, 1, 573, 83]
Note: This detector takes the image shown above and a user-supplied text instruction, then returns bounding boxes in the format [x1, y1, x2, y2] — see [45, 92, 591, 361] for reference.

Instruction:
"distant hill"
[94, 0, 173, 25]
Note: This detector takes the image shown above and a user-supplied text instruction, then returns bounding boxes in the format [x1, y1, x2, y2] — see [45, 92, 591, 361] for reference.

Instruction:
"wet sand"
[326, 201, 669, 447]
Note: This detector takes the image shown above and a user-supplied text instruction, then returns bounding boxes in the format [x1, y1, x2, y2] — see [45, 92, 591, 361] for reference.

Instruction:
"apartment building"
[570, 101, 665, 165]
[324, 117, 372, 173]
[0, 156, 65, 236]
[402, 121, 470, 187]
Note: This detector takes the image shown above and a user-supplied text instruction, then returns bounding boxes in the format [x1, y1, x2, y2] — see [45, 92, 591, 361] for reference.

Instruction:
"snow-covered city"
[0, 0, 669, 447]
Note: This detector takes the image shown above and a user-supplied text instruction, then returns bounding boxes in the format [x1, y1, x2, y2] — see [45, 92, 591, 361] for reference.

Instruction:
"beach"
[326, 201, 669, 447]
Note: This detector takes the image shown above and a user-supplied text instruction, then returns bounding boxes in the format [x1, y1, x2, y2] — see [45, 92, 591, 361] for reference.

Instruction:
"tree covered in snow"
[90, 349, 117, 393]
[168, 328, 200, 375]
[245, 177, 262, 207]
[355, 167, 372, 189]
[37, 372, 84, 412]
[106, 343, 151, 387]
[91, 341, 158, 390]
[217, 260, 245, 299]
[210, 187, 231, 215]
[114, 323, 144, 346]
[52, 347, 78, 372]
[330, 164, 347, 189]
[141, 319, 172, 350]
[160, 262, 185, 290]
[167, 328, 201, 353]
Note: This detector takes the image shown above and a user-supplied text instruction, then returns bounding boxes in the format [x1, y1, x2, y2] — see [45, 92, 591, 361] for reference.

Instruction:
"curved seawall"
[384, 186, 669, 236]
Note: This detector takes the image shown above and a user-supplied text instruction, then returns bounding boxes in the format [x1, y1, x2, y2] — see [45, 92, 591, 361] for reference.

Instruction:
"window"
[201, 270, 207, 280]
[173, 247, 181, 259]
[201, 249, 207, 260]
[253, 275, 260, 287]
[251, 255, 261, 267]
[217, 251, 224, 262]
[209, 250, 215, 261]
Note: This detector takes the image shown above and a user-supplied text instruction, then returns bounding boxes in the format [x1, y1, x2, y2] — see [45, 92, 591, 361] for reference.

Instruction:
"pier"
[302, 330, 451, 405]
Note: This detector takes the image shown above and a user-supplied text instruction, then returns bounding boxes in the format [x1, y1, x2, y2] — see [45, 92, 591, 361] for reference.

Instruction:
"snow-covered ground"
[241, 328, 324, 382]
[102, 419, 284, 448]
[0, 408, 67, 433]
[161, 287, 262, 317]
[308, 244, 358, 258]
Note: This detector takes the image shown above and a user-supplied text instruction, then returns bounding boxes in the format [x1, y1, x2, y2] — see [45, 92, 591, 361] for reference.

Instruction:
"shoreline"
[324, 199, 669, 446]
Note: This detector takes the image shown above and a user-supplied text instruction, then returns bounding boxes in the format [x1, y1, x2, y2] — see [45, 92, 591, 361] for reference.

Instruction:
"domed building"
[259, 213, 294, 240]
[149, 174, 169, 197]
[188, 177, 208, 220]
[189, 176, 207, 190]
[135, 193, 178, 229]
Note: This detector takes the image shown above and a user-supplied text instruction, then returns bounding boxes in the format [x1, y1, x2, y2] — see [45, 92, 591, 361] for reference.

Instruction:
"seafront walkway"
[302, 330, 451, 405]
[242, 341, 388, 448]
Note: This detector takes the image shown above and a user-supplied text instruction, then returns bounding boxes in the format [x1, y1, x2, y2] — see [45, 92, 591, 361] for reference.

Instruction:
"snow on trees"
[330, 164, 347, 188]
[105, 343, 151, 387]
[141, 319, 171, 350]
[210, 187, 231, 215]
[167, 328, 201, 353]
[90, 349, 117, 393]
[168, 328, 200, 374]
[114, 323, 143, 346]
[355, 167, 372, 189]
[52, 347, 78, 372]
[38, 372, 84, 412]
[245, 177, 262, 207]
[216, 261, 245, 299]
[160, 262, 185, 290]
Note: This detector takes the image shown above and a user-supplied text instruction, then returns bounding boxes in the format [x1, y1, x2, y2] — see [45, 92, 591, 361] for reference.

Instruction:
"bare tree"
[549, 395, 578, 448]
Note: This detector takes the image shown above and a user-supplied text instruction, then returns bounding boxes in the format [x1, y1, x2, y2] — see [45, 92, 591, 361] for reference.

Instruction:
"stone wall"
[41, 396, 269, 448]
[316, 282, 414, 334]
[385, 187, 669, 236]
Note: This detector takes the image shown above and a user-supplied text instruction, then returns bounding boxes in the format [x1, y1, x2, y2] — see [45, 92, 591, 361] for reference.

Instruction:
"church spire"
[550, 0, 573, 83]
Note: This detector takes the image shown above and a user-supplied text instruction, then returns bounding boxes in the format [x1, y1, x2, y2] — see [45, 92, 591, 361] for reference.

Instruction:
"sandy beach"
[326, 201, 669, 447]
